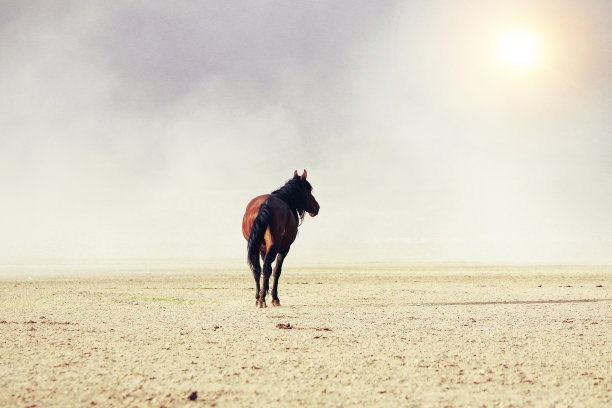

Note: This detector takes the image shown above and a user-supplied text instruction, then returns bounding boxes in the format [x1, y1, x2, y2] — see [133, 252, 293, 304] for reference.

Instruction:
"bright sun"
[498, 30, 541, 69]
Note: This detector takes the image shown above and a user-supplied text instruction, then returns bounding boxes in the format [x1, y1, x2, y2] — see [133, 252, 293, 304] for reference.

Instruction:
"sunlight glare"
[498, 30, 541, 69]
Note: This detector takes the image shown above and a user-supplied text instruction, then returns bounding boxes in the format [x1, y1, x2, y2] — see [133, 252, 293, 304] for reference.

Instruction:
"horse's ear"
[300, 169, 307, 180]
[294, 170, 298, 178]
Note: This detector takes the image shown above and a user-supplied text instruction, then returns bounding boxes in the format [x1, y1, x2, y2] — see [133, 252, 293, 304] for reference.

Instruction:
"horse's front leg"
[271, 249, 289, 306]
[257, 246, 278, 308]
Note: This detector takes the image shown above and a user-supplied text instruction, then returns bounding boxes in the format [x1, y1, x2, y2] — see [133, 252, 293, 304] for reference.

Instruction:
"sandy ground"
[0, 263, 611, 407]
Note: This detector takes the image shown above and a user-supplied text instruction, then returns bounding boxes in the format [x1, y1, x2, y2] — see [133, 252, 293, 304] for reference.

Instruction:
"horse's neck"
[272, 192, 299, 210]
[270, 193, 302, 224]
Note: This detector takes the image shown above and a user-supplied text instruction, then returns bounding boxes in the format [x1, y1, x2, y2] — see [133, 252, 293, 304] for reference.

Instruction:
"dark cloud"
[1, 0, 612, 263]
[91, 2, 398, 104]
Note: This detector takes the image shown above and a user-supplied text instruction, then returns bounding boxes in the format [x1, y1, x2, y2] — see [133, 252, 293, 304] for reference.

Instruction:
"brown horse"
[242, 170, 320, 308]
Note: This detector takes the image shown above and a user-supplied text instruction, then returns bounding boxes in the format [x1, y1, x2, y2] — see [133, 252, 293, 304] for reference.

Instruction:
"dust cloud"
[1, 1, 611, 268]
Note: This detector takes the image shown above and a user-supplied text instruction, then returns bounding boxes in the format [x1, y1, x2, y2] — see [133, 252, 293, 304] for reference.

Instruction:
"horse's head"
[293, 169, 319, 217]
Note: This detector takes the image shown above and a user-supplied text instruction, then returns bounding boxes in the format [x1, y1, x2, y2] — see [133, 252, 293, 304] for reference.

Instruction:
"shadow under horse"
[242, 170, 320, 308]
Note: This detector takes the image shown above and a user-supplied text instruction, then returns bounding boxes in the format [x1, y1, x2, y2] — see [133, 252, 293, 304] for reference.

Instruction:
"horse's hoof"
[256, 299, 267, 308]
[271, 299, 280, 307]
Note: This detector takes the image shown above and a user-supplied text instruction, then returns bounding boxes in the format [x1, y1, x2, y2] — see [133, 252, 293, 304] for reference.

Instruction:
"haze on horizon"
[1, 0, 611, 266]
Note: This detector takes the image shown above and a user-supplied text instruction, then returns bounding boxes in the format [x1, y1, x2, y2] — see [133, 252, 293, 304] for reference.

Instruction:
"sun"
[498, 30, 541, 69]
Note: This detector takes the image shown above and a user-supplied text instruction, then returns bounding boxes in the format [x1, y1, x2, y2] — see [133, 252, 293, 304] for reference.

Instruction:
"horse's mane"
[270, 176, 312, 225]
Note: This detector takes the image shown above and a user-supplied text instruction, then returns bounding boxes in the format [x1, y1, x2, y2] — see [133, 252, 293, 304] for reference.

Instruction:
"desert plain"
[0, 262, 611, 407]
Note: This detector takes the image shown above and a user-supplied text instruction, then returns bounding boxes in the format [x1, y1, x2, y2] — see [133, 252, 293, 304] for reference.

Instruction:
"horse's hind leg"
[271, 249, 289, 307]
[257, 245, 278, 308]
[252, 249, 266, 304]
[251, 258, 262, 306]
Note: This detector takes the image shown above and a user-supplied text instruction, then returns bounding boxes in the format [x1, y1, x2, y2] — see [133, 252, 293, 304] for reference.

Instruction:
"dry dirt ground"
[0, 263, 611, 407]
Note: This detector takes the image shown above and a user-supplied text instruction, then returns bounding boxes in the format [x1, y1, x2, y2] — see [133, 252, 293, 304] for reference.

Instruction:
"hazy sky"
[1, 0, 611, 264]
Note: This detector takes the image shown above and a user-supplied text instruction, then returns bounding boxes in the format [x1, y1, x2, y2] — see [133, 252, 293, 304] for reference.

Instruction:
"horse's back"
[242, 195, 298, 251]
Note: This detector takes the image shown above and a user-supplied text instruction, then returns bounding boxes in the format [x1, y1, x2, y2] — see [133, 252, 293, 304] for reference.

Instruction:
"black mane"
[270, 176, 311, 225]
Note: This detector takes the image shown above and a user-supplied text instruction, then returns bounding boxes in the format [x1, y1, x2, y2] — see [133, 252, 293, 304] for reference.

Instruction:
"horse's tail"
[247, 201, 272, 273]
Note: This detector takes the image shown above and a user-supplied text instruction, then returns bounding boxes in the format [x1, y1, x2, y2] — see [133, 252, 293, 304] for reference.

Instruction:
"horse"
[242, 170, 320, 308]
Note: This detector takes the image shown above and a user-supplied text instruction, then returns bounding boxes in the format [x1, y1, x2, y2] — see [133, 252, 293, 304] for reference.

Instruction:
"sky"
[1, 0, 611, 264]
